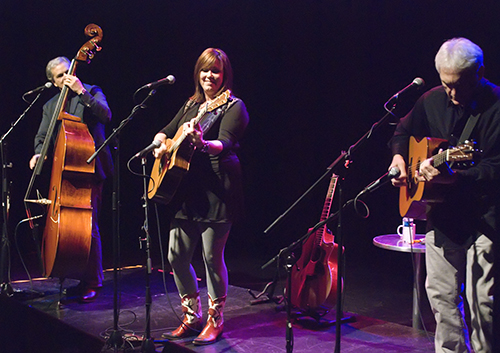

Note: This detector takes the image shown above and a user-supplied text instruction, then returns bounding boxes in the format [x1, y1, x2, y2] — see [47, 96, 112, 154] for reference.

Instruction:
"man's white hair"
[435, 37, 483, 73]
[46, 56, 70, 81]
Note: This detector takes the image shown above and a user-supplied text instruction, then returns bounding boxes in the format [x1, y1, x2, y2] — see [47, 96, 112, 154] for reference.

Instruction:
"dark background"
[2, 1, 500, 278]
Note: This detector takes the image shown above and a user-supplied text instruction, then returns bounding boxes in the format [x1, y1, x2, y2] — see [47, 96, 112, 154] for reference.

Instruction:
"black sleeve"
[79, 84, 112, 125]
[217, 99, 249, 151]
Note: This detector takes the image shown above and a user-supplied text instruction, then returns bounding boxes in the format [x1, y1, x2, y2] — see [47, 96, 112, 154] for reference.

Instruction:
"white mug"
[397, 217, 415, 243]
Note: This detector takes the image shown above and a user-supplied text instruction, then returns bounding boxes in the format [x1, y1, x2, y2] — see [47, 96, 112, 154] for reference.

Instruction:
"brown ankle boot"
[193, 294, 226, 345]
[162, 292, 202, 339]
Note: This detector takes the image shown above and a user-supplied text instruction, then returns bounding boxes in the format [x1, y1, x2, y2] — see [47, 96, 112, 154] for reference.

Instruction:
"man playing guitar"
[389, 38, 500, 353]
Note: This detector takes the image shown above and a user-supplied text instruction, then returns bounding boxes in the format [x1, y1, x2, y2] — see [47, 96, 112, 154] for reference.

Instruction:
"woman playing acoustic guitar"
[150, 48, 249, 345]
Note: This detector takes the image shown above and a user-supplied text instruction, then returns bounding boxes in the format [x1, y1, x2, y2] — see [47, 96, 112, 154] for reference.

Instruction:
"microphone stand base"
[0, 282, 13, 298]
[0, 283, 44, 300]
[101, 330, 128, 352]
[140, 338, 156, 353]
[292, 310, 356, 328]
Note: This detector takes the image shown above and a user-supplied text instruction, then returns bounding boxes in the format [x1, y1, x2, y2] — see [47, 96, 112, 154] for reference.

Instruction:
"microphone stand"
[138, 157, 155, 353]
[1, 93, 44, 296]
[92, 89, 157, 352]
[263, 105, 397, 353]
[0, 141, 12, 296]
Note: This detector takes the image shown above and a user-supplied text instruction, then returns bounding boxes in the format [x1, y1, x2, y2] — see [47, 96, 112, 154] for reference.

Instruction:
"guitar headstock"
[447, 140, 481, 169]
[448, 140, 479, 161]
[207, 90, 232, 112]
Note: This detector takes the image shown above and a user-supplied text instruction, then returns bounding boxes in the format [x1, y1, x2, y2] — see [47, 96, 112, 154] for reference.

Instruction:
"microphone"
[134, 140, 162, 158]
[140, 75, 176, 90]
[387, 77, 425, 104]
[361, 167, 401, 194]
[23, 82, 53, 96]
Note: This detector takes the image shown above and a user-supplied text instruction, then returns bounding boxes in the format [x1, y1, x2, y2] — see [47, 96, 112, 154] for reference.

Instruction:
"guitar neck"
[167, 90, 231, 154]
[412, 147, 449, 174]
[315, 174, 338, 244]
[432, 149, 449, 168]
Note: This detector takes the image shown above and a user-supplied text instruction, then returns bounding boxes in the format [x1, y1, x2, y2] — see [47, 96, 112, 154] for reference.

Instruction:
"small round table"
[373, 234, 426, 330]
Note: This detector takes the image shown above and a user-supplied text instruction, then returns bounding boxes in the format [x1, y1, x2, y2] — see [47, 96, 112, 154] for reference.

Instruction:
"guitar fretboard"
[167, 90, 231, 154]
[409, 142, 474, 175]
[315, 174, 338, 247]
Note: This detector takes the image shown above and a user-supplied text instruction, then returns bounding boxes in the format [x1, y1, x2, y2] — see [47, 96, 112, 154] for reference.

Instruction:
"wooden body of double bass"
[42, 116, 95, 278]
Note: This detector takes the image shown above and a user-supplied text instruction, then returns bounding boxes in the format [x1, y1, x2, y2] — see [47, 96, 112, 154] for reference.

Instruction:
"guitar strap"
[199, 96, 239, 134]
[458, 113, 480, 144]
[183, 99, 197, 113]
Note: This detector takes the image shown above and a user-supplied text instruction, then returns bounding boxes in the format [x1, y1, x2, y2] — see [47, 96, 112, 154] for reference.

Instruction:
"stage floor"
[1, 263, 435, 353]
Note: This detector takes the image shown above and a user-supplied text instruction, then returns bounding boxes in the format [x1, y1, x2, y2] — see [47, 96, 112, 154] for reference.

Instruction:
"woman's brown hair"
[190, 48, 233, 103]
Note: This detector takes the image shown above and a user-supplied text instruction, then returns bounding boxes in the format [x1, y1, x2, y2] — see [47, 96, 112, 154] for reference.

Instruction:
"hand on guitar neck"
[390, 152, 457, 189]
[415, 154, 458, 185]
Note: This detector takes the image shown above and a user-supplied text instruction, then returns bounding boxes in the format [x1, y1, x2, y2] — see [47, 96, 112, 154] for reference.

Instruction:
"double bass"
[289, 173, 342, 313]
[24, 24, 103, 279]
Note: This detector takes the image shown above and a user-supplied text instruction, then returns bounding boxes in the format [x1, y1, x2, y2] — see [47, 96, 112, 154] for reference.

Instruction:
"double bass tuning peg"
[89, 39, 101, 52]
[80, 48, 95, 62]
[79, 40, 101, 63]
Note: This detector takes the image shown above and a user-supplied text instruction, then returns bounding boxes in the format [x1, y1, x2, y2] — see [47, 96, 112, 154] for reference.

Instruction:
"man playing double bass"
[29, 56, 113, 303]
